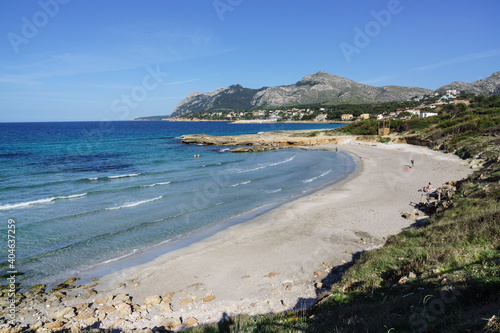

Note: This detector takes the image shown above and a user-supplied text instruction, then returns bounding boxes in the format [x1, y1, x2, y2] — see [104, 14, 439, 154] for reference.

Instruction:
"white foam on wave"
[106, 196, 163, 210]
[302, 169, 332, 183]
[230, 180, 251, 187]
[0, 193, 88, 211]
[232, 155, 296, 174]
[141, 181, 171, 188]
[107, 173, 141, 179]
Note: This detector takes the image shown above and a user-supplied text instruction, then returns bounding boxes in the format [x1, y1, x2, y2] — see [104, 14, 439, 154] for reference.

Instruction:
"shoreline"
[73, 151, 356, 290]
[3, 137, 473, 331]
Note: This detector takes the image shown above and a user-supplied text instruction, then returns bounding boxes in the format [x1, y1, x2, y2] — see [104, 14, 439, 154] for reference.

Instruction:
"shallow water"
[0, 121, 351, 287]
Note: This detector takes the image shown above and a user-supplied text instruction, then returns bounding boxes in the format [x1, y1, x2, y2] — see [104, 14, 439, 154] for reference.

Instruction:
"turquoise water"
[0, 121, 353, 287]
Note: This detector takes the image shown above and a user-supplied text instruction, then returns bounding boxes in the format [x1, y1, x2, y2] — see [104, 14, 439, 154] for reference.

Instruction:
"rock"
[264, 272, 280, 279]
[76, 308, 95, 320]
[30, 321, 44, 331]
[84, 288, 97, 297]
[95, 295, 113, 305]
[315, 282, 324, 289]
[112, 293, 132, 305]
[62, 277, 79, 285]
[98, 305, 116, 315]
[65, 322, 80, 333]
[144, 295, 162, 306]
[203, 295, 216, 303]
[29, 284, 46, 294]
[161, 318, 182, 330]
[160, 302, 173, 313]
[50, 307, 75, 320]
[84, 317, 98, 327]
[408, 272, 417, 278]
[179, 297, 194, 305]
[44, 321, 64, 331]
[314, 271, 324, 277]
[115, 303, 132, 318]
[183, 317, 198, 327]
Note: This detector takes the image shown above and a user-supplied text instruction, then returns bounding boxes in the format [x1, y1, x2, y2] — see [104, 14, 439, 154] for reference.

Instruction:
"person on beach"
[336, 147, 338, 153]
[423, 182, 433, 192]
[411, 159, 414, 167]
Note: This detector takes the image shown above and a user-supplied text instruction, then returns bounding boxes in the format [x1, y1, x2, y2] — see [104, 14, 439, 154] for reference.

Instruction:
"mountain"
[172, 85, 266, 117]
[171, 71, 433, 117]
[436, 71, 500, 95]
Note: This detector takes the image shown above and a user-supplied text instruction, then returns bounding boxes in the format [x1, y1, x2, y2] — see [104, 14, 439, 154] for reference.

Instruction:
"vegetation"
[187, 96, 500, 332]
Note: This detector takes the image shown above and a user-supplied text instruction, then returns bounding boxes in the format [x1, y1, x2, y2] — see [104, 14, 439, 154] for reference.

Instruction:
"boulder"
[183, 317, 198, 327]
[144, 295, 162, 306]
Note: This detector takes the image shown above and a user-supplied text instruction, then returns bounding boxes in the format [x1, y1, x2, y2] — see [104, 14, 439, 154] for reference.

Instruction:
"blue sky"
[1, 0, 499, 122]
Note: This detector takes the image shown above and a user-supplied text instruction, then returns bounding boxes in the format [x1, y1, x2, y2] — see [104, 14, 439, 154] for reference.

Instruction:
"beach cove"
[1, 135, 473, 331]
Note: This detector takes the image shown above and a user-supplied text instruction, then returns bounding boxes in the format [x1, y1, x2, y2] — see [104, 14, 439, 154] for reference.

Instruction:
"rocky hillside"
[171, 71, 433, 117]
[437, 71, 500, 95]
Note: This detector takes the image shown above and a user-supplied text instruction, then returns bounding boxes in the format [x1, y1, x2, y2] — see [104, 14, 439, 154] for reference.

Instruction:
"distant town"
[157, 90, 471, 123]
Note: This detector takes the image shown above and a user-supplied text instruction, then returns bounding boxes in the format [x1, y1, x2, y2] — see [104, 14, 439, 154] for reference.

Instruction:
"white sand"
[93, 139, 472, 328]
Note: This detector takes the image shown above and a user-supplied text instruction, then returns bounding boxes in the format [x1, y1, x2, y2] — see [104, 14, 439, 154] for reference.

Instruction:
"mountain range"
[170, 71, 500, 117]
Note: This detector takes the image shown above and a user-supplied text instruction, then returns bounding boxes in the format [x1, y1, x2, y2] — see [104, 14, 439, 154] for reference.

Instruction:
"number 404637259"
[7, 219, 16, 270]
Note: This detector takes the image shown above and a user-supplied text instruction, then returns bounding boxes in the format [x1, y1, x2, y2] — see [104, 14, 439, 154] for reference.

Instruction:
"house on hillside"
[358, 114, 370, 120]
[341, 114, 354, 121]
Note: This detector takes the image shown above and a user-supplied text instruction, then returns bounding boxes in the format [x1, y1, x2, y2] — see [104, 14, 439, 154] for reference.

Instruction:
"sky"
[1, 0, 499, 122]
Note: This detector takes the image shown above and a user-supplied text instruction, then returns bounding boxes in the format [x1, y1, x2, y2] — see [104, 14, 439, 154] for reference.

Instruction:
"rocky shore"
[181, 130, 336, 152]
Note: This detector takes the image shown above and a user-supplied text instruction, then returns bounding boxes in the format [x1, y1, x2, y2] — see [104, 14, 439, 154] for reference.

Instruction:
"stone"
[160, 302, 173, 313]
[314, 271, 324, 277]
[112, 293, 132, 305]
[408, 272, 417, 278]
[29, 284, 46, 294]
[30, 321, 44, 331]
[179, 297, 194, 305]
[264, 272, 280, 279]
[50, 307, 75, 320]
[144, 295, 162, 306]
[75, 308, 95, 320]
[183, 317, 198, 327]
[84, 289, 97, 297]
[203, 295, 216, 303]
[95, 295, 113, 305]
[84, 317, 98, 327]
[44, 321, 64, 330]
[115, 303, 132, 318]
[99, 305, 116, 314]
[161, 318, 182, 330]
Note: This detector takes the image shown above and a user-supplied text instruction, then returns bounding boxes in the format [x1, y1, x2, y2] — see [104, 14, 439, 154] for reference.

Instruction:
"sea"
[0, 121, 354, 289]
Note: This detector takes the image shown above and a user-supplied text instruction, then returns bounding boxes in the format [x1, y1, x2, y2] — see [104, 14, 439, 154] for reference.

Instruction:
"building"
[421, 112, 438, 118]
[358, 114, 370, 120]
[341, 114, 354, 121]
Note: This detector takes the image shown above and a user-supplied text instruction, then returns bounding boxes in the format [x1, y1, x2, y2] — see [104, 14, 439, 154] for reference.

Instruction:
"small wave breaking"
[105, 196, 163, 210]
[0, 193, 88, 211]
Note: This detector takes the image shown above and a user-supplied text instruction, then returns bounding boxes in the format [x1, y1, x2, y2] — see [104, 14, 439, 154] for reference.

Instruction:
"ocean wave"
[141, 181, 171, 188]
[230, 180, 251, 187]
[302, 170, 332, 183]
[107, 173, 141, 179]
[85, 173, 141, 181]
[0, 193, 87, 211]
[264, 188, 282, 193]
[232, 155, 296, 174]
[105, 196, 163, 210]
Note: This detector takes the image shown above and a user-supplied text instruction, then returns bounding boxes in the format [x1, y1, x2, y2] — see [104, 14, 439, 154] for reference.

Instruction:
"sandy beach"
[78, 138, 472, 330]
